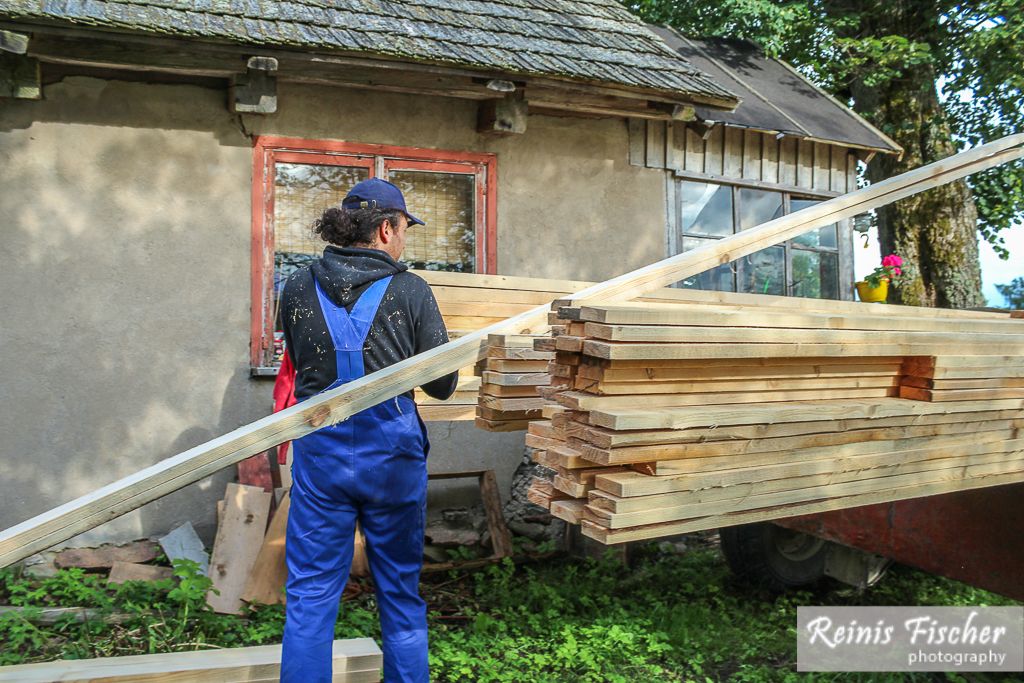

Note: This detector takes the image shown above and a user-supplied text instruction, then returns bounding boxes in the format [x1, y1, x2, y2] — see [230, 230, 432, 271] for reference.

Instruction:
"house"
[0, 0, 899, 547]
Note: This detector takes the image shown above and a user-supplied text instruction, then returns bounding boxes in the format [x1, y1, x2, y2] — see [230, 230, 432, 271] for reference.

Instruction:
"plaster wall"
[0, 76, 668, 548]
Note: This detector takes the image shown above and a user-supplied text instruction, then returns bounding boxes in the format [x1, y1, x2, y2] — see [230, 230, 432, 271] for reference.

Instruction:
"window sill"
[250, 366, 280, 378]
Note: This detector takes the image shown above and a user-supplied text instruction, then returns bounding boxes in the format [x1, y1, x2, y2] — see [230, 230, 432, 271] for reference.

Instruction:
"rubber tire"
[719, 523, 828, 592]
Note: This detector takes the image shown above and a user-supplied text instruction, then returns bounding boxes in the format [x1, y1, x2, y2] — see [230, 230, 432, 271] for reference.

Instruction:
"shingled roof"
[0, 0, 737, 106]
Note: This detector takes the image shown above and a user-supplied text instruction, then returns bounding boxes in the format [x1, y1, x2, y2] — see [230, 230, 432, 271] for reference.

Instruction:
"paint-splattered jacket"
[281, 246, 459, 401]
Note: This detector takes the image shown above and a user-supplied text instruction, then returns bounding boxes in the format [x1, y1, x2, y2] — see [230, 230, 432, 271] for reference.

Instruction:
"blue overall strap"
[312, 274, 393, 385]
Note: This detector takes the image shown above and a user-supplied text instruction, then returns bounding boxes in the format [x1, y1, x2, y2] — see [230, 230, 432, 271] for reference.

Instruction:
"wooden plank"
[0, 638, 383, 683]
[575, 375, 897, 395]
[597, 427, 1024, 497]
[705, 125, 725, 175]
[589, 397, 1024, 431]
[581, 421, 1023, 466]
[559, 387, 894, 412]
[580, 408, 1021, 450]
[2, 136, 1020, 568]
[779, 136, 798, 186]
[419, 405, 476, 421]
[207, 483, 272, 614]
[796, 138, 815, 188]
[474, 416, 531, 432]
[582, 469, 1024, 544]
[762, 134, 780, 184]
[900, 386, 1024, 402]
[480, 470, 514, 558]
[742, 129, 762, 180]
[813, 142, 831, 190]
[684, 124, 704, 173]
[486, 359, 549, 372]
[582, 340, 1024, 361]
[107, 562, 174, 585]
[579, 362, 902, 383]
[723, 126, 744, 177]
[901, 376, 1024, 390]
[645, 120, 667, 169]
[550, 499, 586, 524]
[480, 385, 543, 398]
[487, 346, 554, 360]
[593, 440, 1024, 507]
[594, 453, 1024, 528]
[582, 322, 1024, 346]
[241, 490, 290, 606]
[482, 371, 550, 386]
[415, 269, 589, 293]
[905, 355, 1024, 371]
[830, 145, 848, 193]
[577, 302, 1024, 333]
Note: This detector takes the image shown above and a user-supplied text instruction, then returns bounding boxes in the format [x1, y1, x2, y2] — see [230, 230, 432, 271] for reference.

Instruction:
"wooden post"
[0, 135, 1021, 568]
[0, 52, 40, 99]
[231, 56, 277, 114]
[477, 92, 527, 135]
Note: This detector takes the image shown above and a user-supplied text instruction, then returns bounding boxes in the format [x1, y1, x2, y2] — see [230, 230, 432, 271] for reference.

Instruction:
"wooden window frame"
[251, 136, 497, 370]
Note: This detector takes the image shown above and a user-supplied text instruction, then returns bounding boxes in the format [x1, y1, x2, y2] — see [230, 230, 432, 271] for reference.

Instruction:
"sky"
[853, 223, 1023, 307]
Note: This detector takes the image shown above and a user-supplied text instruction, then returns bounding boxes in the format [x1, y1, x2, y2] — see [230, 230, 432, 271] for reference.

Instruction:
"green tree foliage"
[996, 276, 1024, 308]
[626, 0, 1022, 306]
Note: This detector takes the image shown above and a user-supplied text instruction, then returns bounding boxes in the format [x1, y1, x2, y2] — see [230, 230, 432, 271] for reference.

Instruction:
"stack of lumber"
[0, 638, 382, 682]
[475, 334, 555, 431]
[414, 270, 578, 422]
[525, 295, 1024, 545]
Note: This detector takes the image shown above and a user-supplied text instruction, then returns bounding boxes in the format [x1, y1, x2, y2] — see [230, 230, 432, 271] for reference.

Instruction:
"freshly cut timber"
[0, 638, 382, 682]
[530, 297, 1024, 545]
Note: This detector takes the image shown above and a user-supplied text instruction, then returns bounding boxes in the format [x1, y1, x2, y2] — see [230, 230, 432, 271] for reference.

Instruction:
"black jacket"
[281, 246, 459, 402]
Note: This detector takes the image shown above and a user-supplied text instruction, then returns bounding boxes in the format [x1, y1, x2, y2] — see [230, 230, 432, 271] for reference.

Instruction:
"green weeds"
[0, 544, 1019, 682]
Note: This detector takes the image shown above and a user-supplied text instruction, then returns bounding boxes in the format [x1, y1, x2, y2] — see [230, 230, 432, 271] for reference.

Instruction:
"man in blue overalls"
[278, 178, 459, 683]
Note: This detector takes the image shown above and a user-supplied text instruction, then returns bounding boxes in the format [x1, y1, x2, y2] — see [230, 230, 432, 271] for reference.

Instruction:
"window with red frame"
[251, 137, 497, 370]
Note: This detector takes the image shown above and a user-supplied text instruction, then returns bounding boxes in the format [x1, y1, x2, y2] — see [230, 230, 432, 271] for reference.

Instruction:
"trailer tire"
[719, 523, 827, 591]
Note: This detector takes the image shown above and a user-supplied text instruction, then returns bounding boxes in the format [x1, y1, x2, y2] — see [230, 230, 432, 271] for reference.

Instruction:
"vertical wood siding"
[634, 121, 859, 195]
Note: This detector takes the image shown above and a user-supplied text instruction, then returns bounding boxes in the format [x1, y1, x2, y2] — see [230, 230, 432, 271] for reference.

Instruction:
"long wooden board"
[575, 302, 1019, 333]
[581, 469, 1024, 544]
[0, 638, 382, 682]
[588, 397, 1024, 431]
[206, 484, 272, 614]
[578, 419, 1024, 465]
[1, 135, 1020, 568]
[582, 322, 1024, 346]
[579, 409, 1024, 449]
[582, 340, 1024, 361]
[591, 453, 1024, 528]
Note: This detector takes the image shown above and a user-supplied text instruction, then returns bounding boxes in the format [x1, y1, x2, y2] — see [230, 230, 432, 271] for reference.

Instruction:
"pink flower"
[882, 254, 903, 267]
[893, 267, 902, 275]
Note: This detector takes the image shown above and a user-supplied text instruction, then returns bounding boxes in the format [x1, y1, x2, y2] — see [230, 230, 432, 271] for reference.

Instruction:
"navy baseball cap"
[341, 178, 425, 226]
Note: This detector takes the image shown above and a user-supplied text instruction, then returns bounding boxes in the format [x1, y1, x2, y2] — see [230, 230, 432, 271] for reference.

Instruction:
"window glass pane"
[272, 163, 369, 365]
[274, 163, 368, 258]
[388, 170, 475, 272]
[738, 188, 783, 231]
[790, 197, 838, 249]
[678, 237, 735, 291]
[739, 246, 785, 295]
[678, 181, 733, 236]
[792, 250, 839, 299]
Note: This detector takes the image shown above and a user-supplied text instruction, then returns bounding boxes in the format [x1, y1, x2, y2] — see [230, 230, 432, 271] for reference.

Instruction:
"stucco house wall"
[0, 75, 667, 546]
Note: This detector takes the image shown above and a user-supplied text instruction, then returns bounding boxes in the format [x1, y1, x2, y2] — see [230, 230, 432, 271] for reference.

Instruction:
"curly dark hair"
[313, 206, 405, 248]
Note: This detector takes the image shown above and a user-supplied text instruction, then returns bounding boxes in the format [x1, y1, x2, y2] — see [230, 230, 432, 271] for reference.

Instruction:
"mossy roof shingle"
[0, 0, 737, 103]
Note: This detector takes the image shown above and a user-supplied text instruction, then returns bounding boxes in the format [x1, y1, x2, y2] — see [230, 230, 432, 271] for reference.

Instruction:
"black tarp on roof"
[651, 26, 901, 154]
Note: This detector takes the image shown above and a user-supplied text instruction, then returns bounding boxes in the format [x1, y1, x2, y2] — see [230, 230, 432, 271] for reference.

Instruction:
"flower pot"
[856, 279, 889, 303]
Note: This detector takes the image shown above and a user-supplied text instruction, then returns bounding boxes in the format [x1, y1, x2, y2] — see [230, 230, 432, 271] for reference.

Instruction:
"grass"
[0, 541, 1020, 682]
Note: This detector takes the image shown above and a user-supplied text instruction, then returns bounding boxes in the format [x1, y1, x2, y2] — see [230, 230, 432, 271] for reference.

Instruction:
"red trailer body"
[776, 483, 1024, 601]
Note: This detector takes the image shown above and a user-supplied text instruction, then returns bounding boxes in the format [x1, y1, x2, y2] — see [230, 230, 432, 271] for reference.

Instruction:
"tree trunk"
[836, 4, 985, 308]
